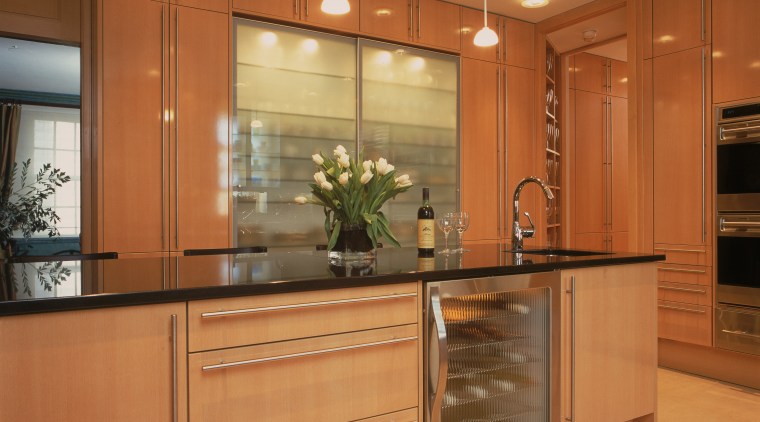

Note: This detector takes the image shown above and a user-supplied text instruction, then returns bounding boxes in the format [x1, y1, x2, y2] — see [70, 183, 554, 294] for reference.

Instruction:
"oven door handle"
[720, 218, 760, 232]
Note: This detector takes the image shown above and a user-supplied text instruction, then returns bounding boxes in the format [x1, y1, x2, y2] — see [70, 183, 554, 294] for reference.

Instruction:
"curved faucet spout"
[511, 176, 554, 251]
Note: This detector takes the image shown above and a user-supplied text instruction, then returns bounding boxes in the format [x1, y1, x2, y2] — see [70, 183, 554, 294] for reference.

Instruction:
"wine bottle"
[417, 187, 435, 255]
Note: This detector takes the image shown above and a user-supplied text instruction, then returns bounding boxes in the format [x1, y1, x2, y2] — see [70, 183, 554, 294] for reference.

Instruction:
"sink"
[505, 248, 611, 257]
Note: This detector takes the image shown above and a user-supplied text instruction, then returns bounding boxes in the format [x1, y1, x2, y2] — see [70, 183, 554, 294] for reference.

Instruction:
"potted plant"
[295, 145, 413, 262]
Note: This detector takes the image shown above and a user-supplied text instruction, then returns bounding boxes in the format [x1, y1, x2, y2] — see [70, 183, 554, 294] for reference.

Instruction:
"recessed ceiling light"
[522, 0, 549, 8]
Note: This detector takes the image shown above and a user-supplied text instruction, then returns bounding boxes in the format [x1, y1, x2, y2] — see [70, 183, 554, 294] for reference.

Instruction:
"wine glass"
[436, 214, 454, 254]
[450, 211, 470, 253]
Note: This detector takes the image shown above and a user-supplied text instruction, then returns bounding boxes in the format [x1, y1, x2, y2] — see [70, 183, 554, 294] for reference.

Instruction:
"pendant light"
[473, 0, 499, 47]
[321, 0, 350, 15]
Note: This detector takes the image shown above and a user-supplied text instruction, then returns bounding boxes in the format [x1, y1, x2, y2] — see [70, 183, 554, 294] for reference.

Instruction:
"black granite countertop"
[0, 244, 664, 316]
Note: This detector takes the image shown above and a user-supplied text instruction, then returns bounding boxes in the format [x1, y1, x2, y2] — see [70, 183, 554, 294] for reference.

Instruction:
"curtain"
[1, 102, 21, 203]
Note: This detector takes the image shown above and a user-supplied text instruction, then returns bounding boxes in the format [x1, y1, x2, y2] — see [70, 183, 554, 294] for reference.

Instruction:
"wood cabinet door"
[610, 231, 629, 252]
[232, 0, 296, 20]
[171, 0, 228, 13]
[652, 0, 710, 57]
[503, 17, 534, 69]
[574, 232, 606, 251]
[573, 90, 605, 234]
[170, 5, 230, 252]
[573, 53, 606, 95]
[505, 65, 537, 246]
[561, 264, 657, 421]
[0, 303, 188, 422]
[303, 0, 360, 32]
[609, 58, 628, 98]
[462, 58, 499, 241]
[102, 0, 167, 254]
[415, 0, 460, 51]
[359, 0, 411, 43]
[653, 47, 710, 246]
[712, 0, 760, 104]
[610, 96, 628, 233]
[460, 7, 499, 62]
[0, 0, 80, 43]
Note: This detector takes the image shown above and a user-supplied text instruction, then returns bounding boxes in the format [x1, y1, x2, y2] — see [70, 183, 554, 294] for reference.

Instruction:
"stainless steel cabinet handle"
[658, 285, 707, 294]
[496, 18, 501, 61]
[721, 220, 760, 229]
[654, 247, 705, 253]
[428, 287, 448, 422]
[200, 292, 417, 318]
[565, 276, 576, 422]
[294, 0, 299, 18]
[305, 0, 309, 17]
[721, 329, 760, 340]
[202, 336, 417, 371]
[417, 0, 421, 39]
[701, 0, 705, 41]
[175, 7, 180, 249]
[701, 47, 705, 243]
[171, 314, 178, 422]
[408, 0, 413, 39]
[609, 97, 613, 229]
[719, 125, 760, 140]
[657, 267, 706, 274]
[161, 6, 166, 249]
[658, 304, 706, 314]
[497, 66, 502, 236]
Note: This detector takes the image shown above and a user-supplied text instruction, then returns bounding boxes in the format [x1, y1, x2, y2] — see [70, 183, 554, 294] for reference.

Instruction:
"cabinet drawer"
[189, 282, 418, 351]
[189, 325, 419, 422]
[654, 245, 711, 266]
[657, 264, 711, 286]
[658, 300, 712, 347]
[658, 282, 712, 306]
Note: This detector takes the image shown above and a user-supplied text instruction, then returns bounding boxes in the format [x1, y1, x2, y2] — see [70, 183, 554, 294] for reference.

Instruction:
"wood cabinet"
[503, 17, 534, 69]
[232, 0, 295, 21]
[571, 64, 628, 252]
[415, 0, 460, 51]
[461, 7, 500, 62]
[172, 0, 228, 13]
[561, 263, 657, 421]
[0, 303, 187, 421]
[359, 0, 411, 44]
[652, 0, 710, 57]
[462, 58, 499, 241]
[234, 0, 359, 31]
[100, 0, 229, 255]
[712, 0, 760, 104]
[187, 282, 420, 421]
[573, 53, 627, 98]
[0, 0, 80, 43]
[460, 8, 534, 69]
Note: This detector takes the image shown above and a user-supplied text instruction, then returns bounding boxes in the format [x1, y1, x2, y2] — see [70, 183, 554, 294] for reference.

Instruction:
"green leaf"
[327, 220, 342, 250]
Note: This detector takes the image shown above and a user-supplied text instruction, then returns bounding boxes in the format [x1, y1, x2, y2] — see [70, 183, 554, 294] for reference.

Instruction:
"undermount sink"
[505, 248, 611, 257]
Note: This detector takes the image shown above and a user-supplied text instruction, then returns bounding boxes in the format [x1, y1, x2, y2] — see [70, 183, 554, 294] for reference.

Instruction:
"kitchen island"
[0, 245, 663, 421]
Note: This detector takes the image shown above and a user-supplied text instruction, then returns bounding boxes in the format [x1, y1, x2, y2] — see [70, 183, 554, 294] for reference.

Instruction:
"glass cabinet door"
[360, 41, 459, 246]
[233, 20, 356, 249]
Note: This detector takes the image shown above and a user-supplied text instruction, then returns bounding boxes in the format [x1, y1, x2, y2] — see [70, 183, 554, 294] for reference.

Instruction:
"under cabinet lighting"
[321, 0, 350, 15]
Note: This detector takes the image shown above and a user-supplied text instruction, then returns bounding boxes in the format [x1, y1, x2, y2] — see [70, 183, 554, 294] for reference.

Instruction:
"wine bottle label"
[417, 256, 435, 272]
[418, 220, 435, 249]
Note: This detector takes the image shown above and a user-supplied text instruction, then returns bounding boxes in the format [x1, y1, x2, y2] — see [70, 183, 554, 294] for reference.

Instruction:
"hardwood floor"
[658, 368, 760, 421]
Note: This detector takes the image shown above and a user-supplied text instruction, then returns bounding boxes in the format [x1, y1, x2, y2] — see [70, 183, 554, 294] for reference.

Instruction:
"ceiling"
[546, 6, 627, 56]
[449, 0, 596, 23]
[0, 37, 80, 96]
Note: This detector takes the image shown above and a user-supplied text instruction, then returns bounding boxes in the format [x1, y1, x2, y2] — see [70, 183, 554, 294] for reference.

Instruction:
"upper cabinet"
[232, 0, 295, 21]
[461, 7, 500, 62]
[234, 0, 360, 32]
[171, 0, 228, 13]
[573, 53, 627, 98]
[0, 0, 80, 43]
[712, 0, 760, 104]
[414, 0, 461, 51]
[460, 8, 535, 69]
[360, 0, 411, 43]
[652, 0, 710, 57]
[503, 17, 534, 69]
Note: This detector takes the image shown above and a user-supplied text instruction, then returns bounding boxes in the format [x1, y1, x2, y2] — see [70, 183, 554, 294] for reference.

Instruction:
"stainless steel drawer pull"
[654, 247, 705, 253]
[658, 304, 706, 314]
[657, 267, 706, 274]
[719, 124, 760, 135]
[201, 292, 417, 318]
[658, 285, 706, 294]
[721, 220, 760, 229]
[202, 336, 418, 371]
[721, 329, 760, 340]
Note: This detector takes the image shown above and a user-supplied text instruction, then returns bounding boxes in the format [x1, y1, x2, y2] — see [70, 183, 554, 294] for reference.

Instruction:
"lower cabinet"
[0, 303, 187, 422]
[187, 282, 421, 421]
[561, 263, 657, 421]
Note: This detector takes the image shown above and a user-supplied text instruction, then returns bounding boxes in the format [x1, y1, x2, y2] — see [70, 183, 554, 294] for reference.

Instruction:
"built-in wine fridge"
[425, 272, 561, 421]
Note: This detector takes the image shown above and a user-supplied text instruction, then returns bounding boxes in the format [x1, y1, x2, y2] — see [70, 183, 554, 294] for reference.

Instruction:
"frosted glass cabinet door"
[233, 20, 357, 248]
[360, 41, 459, 246]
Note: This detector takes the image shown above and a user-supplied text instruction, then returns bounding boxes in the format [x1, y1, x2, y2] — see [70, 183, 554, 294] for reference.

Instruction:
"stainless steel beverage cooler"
[425, 272, 561, 421]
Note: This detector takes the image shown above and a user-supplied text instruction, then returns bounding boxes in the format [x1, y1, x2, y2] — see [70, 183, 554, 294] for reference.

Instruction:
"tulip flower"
[314, 171, 327, 185]
[312, 154, 324, 166]
[337, 153, 350, 169]
[395, 174, 412, 188]
[376, 158, 389, 175]
[362, 160, 373, 172]
[334, 145, 347, 156]
[294, 196, 308, 204]
[321, 181, 333, 191]
[360, 170, 374, 184]
[338, 172, 349, 185]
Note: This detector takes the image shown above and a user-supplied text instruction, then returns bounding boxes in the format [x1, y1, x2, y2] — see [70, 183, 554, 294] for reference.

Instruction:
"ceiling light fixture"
[473, 0, 498, 47]
[321, 0, 350, 15]
[522, 0, 550, 8]
[582, 29, 598, 42]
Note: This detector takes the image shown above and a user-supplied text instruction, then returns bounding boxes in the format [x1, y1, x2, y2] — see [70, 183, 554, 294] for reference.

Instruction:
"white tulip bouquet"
[295, 145, 413, 251]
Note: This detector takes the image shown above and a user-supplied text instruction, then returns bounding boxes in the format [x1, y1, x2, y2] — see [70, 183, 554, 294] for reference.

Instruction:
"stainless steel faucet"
[512, 176, 555, 251]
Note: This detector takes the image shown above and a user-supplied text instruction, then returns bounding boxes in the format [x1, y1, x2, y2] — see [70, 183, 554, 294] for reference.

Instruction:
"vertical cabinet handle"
[609, 97, 613, 231]
[161, 6, 166, 249]
[417, 0, 421, 39]
[174, 8, 180, 250]
[496, 19, 502, 62]
[171, 314, 178, 422]
[408, 0, 413, 39]
[565, 276, 576, 421]
[602, 97, 608, 231]
[496, 67, 502, 237]
[701, 47, 706, 243]
[701, 0, 705, 41]
[428, 287, 449, 422]
[305, 0, 309, 17]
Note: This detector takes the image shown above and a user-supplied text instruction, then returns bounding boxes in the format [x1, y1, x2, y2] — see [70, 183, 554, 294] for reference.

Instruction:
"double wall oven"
[715, 102, 760, 355]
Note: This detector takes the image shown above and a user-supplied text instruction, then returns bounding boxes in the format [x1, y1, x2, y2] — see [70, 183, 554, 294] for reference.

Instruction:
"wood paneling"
[574, 232, 605, 251]
[562, 263, 657, 421]
[658, 282, 712, 306]
[573, 90, 605, 234]
[712, 0, 760, 104]
[611, 95, 628, 233]
[573, 53, 606, 95]
[659, 338, 760, 390]
[171, 0, 228, 13]
[359, 0, 410, 44]
[175, 254, 231, 288]
[103, 253, 166, 293]
[102, 0, 166, 254]
[504, 17, 534, 69]
[653, 46, 711, 247]
[170, 5, 229, 251]
[462, 58, 499, 241]
[610, 58, 628, 98]
[415, 0, 460, 52]
[460, 7, 499, 62]
[189, 325, 418, 422]
[657, 263, 712, 286]
[232, 0, 296, 20]
[610, 231, 628, 252]
[652, 0, 710, 57]
[658, 300, 712, 347]
[653, 244, 711, 266]
[303, 0, 360, 32]
[0, 0, 80, 43]
[188, 282, 418, 351]
[0, 303, 187, 421]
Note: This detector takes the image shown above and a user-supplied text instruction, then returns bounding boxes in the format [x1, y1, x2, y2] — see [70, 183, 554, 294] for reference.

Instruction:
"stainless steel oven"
[716, 102, 760, 211]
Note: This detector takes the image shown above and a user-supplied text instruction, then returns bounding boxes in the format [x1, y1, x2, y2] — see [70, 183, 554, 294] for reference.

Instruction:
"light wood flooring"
[658, 367, 760, 421]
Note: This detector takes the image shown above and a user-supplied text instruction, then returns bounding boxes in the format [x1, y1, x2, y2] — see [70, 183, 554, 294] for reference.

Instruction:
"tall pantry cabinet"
[99, 0, 229, 256]
[647, 0, 714, 347]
